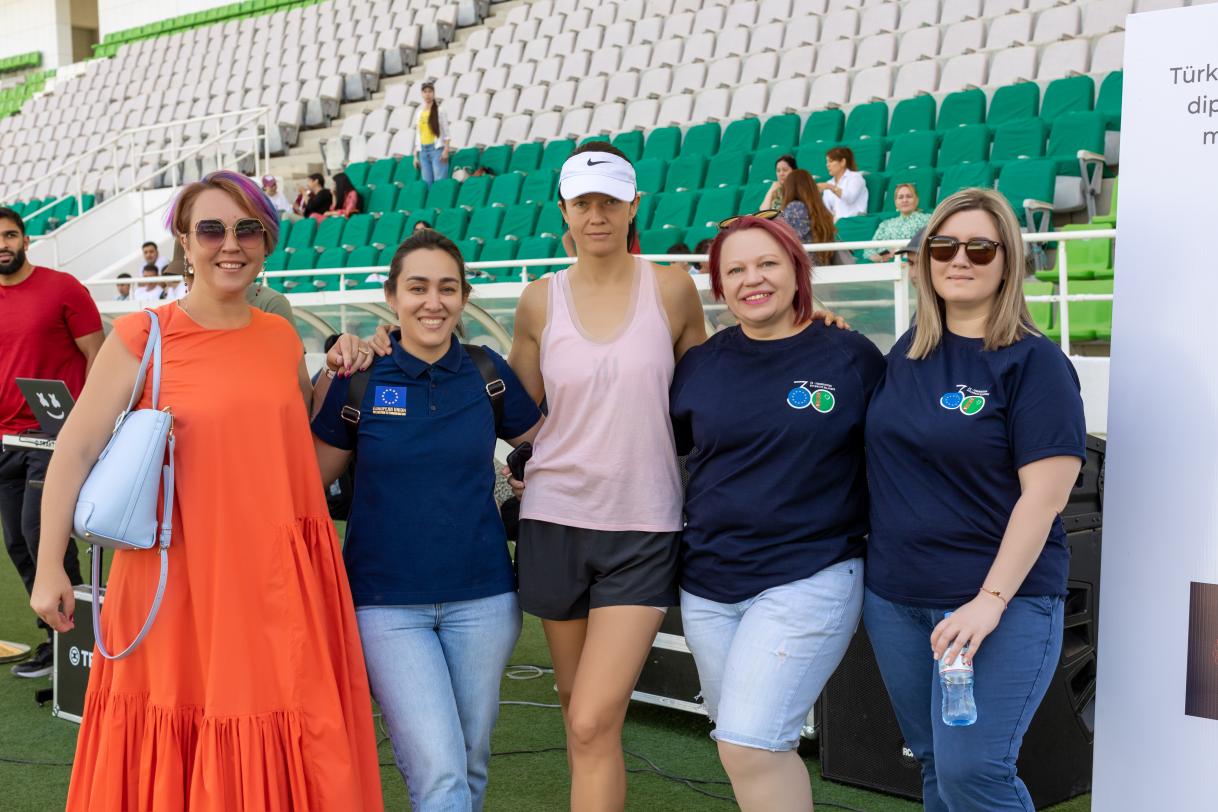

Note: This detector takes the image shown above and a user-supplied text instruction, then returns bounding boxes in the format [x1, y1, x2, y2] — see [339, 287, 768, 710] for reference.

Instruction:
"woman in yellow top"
[412, 81, 450, 187]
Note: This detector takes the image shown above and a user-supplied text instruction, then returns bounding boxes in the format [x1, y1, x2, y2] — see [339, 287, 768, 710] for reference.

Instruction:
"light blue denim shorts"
[680, 558, 863, 751]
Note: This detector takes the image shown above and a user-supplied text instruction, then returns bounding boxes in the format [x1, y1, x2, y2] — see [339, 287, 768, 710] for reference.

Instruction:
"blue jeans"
[357, 592, 521, 812]
[680, 558, 863, 751]
[863, 588, 1064, 812]
[419, 142, 448, 186]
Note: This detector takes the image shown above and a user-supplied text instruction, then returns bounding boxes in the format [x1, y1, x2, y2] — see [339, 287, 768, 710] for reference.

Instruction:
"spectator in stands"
[819, 147, 868, 221]
[671, 215, 878, 812]
[161, 266, 187, 300]
[412, 81, 450, 187]
[262, 174, 292, 216]
[864, 188, 1086, 812]
[778, 169, 838, 266]
[317, 172, 361, 221]
[312, 229, 542, 812]
[113, 273, 132, 301]
[134, 262, 166, 301]
[0, 205, 100, 679]
[506, 144, 708, 811]
[141, 240, 167, 272]
[667, 242, 692, 274]
[759, 154, 797, 211]
[893, 227, 926, 271]
[691, 237, 713, 273]
[866, 183, 933, 262]
[470, 166, 496, 178]
[293, 173, 333, 219]
[413, 219, 432, 233]
[32, 170, 383, 810]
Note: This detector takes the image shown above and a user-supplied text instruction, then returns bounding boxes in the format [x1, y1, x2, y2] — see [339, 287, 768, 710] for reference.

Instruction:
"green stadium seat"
[456, 238, 482, 262]
[844, 102, 888, 142]
[884, 168, 939, 212]
[642, 127, 681, 162]
[1023, 281, 1054, 335]
[367, 157, 397, 188]
[1035, 224, 1112, 282]
[682, 122, 721, 157]
[579, 135, 609, 148]
[835, 214, 886, 262]
[1045, 279, 1112, 343]
[759, 113, 800, 149]
[406, 209, 439, 232]
[1096, 71, 1123, 130]
[397, 181, 429, 212]
[426, 178, 460, 209]
[847, 140, 886, 173]
[796, 144, 830, 182]
[635, 158, 667, 195]
[450, 147, 480, 173]
[536, 204, 566, 238]
[1093, 177, 1118, 226]
[518, 236, 558, 263]
[635, 194, 658, 230]
[997, 159, 1056, 231]
[684, 225, 719, 250]
[886, 131, 938, 171]
[611, 131, 644, 162]
[540, 139, 575, 171]
[652, 191, 699, 230]
[285, 218, 316, 253]
[864, 173, 888, 214]
[391, 158, 419, 186]
[313, 217, 346, 251]
[987, 82, 1040, 130]
[282, 248, 317, 292]
[467, 207, 506, 241]
[639, 228, 674, 254]
[264, 249, 288, 275]
[479, 145, 513, 175]
[692, 187, 740, 228]
[938, 162, 996, 199]
[937, 125, 992, 169]
[276, 219, 293, 249]
[379, 244, 397, 266]
[705, 152, 748, 188]
[509, 142, 543, 174]
[720, 119, 760, 154]
[312, 247, 348, 291]
[435, 208, 470, 240]
[888, 95, 936, 139]
[749, 147, 789, 185]
[803, 109, 845, 145]
[1046, 112, 1106, 176]
[1040, 75, 1094, 125]
[480, 238, 519, 263]
[500, 203, 540, 239]
[370, 211, 406, 248]
[741, 181, 772, 211]
[346, 162, 370, 187]
[665, 155, 708, 193]
[367, 183, 398, 214]
[520, 169, 557, 204]
[990, 118, 1048, 167]
[456, 175, 493, 210]
[346, 245, 380, 272]
[488, 173, 523, 206]
[340, 213, 373, 249]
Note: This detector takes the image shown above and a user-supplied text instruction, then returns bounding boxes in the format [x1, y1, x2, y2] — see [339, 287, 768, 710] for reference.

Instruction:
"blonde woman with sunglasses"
[862, 188, 1086, 812]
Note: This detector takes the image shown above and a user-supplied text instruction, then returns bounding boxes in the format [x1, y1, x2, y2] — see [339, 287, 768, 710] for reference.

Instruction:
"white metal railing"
[84, 228, 1116, 355]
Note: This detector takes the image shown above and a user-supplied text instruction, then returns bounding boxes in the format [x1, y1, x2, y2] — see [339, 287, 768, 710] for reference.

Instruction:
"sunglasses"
[718, 208, 781, 229]
[193, 218, 267, 249]
[926, 236, 1003, 265]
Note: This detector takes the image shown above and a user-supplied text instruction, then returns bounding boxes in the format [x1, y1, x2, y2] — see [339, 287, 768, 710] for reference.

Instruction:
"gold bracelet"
[979, 587, 1008, 608]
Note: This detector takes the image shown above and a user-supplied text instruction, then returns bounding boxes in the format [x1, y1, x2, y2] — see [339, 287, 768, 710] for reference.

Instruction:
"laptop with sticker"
[15, 378, 76, 437]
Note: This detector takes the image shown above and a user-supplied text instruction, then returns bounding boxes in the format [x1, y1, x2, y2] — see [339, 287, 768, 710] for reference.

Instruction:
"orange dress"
[67, 303, 383, 811]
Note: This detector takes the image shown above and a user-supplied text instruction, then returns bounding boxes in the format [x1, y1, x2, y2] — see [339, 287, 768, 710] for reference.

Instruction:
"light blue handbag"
[73, 309, 176, 660]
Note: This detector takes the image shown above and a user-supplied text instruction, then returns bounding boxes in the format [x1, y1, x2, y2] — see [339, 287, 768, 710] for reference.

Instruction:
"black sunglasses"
[718, 209, 781, 229]
[193, 218, 267, 249]
[926, 236, 1004, 265]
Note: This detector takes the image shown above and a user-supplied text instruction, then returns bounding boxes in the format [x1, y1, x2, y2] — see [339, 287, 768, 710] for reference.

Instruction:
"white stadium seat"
[939, 52, 989, 92]
[850, 66, 893, 104]
[986, 13, 1033, 50]
[765, 77, 809, 115]
[1038, 39, 1091, 80]
[855, 33, 897, 68]
[988, 45, 1038, 85]
[895, 60, 940, 97]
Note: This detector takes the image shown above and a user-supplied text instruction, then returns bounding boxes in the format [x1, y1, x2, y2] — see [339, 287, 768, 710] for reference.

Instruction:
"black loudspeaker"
[820, 437, 1105, 808]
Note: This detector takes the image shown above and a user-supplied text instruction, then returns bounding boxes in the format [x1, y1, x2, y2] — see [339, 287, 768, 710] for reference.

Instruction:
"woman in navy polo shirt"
[864, 188, 1086, 812]
[670, 214, 883, 811]
[311, 230, 542, 812]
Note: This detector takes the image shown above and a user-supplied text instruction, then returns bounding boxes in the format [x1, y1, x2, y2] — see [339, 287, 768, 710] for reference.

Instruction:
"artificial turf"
[0, 528, 1092, 811]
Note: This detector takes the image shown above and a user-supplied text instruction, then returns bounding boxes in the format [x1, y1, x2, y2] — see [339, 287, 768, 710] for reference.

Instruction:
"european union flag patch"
[371, 385, 408, 416]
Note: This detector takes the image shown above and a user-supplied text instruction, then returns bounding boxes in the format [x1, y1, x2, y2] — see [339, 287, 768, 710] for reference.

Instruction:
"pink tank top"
[520, 258, 683, 532]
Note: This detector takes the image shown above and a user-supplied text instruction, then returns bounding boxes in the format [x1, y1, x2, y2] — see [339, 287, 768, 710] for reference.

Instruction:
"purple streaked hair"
[165, 169, 280, 252]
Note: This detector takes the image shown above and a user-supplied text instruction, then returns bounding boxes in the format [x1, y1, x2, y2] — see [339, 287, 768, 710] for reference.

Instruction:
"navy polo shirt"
[670, 322, 886, 604]
[865, 329, 1087, 608]
[312, 334, 540, 607]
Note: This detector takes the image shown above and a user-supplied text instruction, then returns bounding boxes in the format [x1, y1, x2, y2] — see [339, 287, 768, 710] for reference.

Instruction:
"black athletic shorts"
[516, 519, 680, 621]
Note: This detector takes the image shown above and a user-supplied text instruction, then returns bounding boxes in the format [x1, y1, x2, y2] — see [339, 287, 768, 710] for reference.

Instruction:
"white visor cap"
[558, 151, 637, 203]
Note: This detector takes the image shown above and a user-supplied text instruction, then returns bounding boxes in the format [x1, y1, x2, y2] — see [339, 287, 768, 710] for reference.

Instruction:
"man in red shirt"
[0, 206, 103, 678]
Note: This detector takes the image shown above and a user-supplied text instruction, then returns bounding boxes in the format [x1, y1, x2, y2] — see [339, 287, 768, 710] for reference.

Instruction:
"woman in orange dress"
[30, 170, 383, 811]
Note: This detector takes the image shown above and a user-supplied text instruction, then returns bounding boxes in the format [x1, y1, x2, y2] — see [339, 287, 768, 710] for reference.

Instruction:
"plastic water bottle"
[939, 613, 977, 726]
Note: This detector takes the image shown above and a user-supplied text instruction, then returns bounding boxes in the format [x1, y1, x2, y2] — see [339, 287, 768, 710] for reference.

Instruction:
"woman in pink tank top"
[507, 144, 708, 811]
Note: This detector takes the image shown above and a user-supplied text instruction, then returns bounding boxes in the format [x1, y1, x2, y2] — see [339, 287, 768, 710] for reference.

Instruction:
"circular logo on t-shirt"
[787, 386, 812, 410]
[939, 391, 964, 410]
[811, 389, 835, 413]
[959, 395, 986, 415]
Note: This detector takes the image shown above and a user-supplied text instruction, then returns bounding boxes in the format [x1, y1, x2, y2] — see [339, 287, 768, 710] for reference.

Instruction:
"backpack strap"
[340, 370, 372, 447]
[463, 344, 505, 432]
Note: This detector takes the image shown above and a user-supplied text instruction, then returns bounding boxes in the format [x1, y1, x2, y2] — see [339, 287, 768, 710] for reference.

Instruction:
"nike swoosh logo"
[587, 159, 610, 166]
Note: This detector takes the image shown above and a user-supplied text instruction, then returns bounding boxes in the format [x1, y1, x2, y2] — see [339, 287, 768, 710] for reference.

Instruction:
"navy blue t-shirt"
[864, 329, 1087, 608]
[671, 322, 886, 604]
[312, 334, 540, 606]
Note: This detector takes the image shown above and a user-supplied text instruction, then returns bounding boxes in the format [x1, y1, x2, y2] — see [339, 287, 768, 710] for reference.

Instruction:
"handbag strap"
[91, 432, 175, 660]
[122, 309, 162, 415]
